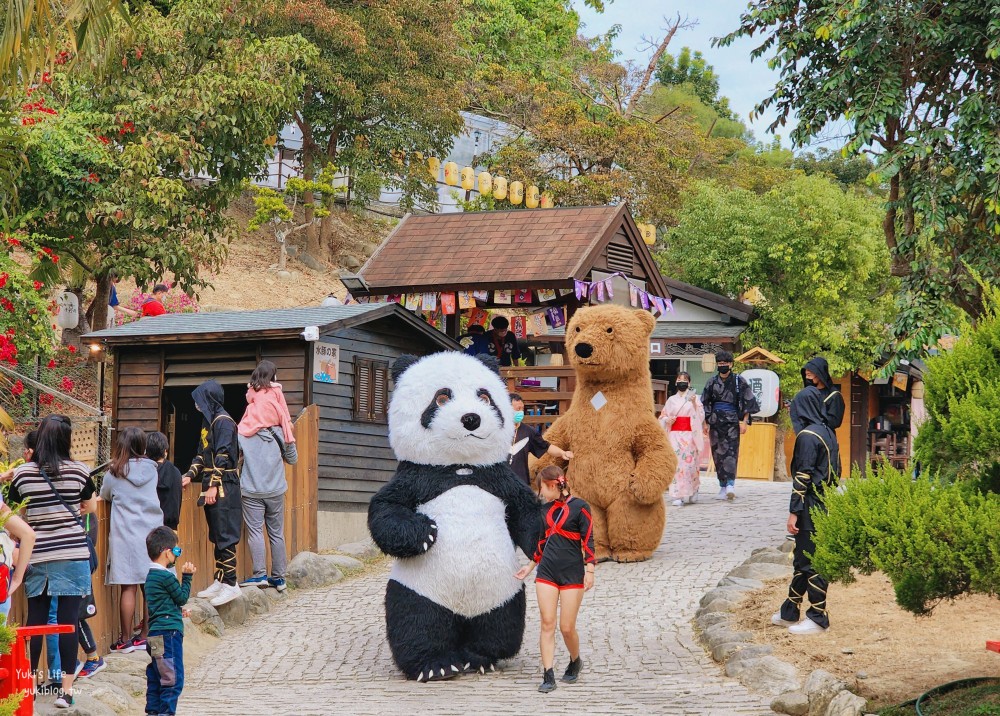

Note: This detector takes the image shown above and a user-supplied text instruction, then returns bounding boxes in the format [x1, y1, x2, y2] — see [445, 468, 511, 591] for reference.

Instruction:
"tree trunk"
[773, 420, 790, 481]
[277, 230, 287, 271]
[87, 274, 112, 334]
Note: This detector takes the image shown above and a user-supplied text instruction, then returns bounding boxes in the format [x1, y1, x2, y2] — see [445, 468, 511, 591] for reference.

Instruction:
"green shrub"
[812, 467, 1000, 615]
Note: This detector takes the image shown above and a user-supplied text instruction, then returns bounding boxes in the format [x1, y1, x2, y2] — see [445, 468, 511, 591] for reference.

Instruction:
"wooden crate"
[736, 422, 776, 481]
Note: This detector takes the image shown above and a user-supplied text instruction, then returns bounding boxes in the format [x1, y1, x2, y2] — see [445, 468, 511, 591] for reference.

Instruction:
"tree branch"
[625, 14, 687, 118]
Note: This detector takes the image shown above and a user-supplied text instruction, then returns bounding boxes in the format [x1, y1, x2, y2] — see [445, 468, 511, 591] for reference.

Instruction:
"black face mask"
[676, 382, 689, 391]
[718, 365, 731, 375]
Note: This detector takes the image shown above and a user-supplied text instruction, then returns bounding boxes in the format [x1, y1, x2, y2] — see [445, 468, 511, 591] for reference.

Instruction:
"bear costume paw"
[414, 659, 464, 683]
[423, 521, 438, 552]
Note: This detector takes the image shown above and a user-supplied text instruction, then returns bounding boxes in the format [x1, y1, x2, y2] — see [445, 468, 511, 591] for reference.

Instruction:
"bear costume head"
[388, 352, 514, 466]
[565, 303, 657, 383]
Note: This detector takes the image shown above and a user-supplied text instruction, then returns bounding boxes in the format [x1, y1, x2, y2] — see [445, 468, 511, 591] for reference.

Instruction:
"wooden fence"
[9, 404, 319, 656]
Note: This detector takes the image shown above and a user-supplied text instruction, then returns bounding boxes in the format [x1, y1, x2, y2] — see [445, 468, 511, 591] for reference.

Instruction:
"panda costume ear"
[391, 354, 421, 383]
[472, 353, 501, 376]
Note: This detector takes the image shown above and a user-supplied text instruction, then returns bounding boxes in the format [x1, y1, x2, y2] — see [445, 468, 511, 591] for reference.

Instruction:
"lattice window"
[354, 358, 389, 424]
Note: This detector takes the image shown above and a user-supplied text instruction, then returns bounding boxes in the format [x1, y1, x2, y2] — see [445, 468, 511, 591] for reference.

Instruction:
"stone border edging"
[693, 542, 871, 716]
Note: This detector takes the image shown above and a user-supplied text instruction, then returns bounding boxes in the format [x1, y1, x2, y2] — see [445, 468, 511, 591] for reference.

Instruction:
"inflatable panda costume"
[368, 352, 541, 682]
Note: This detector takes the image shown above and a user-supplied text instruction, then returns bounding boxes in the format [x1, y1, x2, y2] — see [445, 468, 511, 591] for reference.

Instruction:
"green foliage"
[789, 148, 878, 192]
[660, 174, 894, 382]
[720, 0, 1000, 341]
[913, 284, 1000, 485]
[0, 249, 57, 360]
[812, 467, 1000, 615]
[641, 84, 748, 140]
[655, 47, 734, 120]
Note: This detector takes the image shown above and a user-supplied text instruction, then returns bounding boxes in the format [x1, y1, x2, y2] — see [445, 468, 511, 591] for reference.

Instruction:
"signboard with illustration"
[313, 342, 340, 384]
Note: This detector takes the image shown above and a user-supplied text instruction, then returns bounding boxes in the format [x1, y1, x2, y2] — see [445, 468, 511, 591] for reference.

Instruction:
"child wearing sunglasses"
[144, 527, 196, 716]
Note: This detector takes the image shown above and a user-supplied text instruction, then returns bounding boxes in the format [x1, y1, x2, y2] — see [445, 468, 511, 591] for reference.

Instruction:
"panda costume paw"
[369, 352, 542, 682]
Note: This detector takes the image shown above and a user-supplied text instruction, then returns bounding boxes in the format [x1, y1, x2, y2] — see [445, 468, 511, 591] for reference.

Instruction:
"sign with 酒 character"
[742, 368, 780, 418]
[313, 342, 340, 384]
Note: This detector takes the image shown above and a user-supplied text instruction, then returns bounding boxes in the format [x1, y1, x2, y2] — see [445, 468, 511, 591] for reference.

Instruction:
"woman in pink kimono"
[659, 372, 704, 506]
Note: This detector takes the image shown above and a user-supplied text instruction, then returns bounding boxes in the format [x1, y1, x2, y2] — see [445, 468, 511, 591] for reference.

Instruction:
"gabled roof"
[83, 303, 460, 349]
[661, 276, 755, 323]
[359, 204, 670, 299]
[737, 347, 785, 364]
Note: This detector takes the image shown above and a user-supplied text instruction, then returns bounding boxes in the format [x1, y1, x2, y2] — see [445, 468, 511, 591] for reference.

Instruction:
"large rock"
[338, 254, 362, 270]
[695, 611, 731, 632]
[336, 539, 380, 560]
[298, 252, 327, 271]
[779, 539, 796, 553]
[81, 682, 133, 714]
[724, 645, 775, 678]
[824, 690, 867, 716]
[718, 575, 766, 590]
[35, 693, 117, 716]
[101, 652, 148, 677]
[804, 669, 847, 716]
[711, 642, 745, 663]
[697, 598, 738, 616]
[264, 587, 289, 603]
[215, 591, 250, 628]
[736, 656, 800, 697]
[700, 587, 752, 608]
[727, 562, 792, 581]
[745, 550, 793, 566]
[186, 597, 225, 637]
[98, 671, 147, 698]
[324, 554, 364, 571]
[703, 622, 753, 648]
[771, 690, 810, 716]
[240, 585, 272, 616]
[287, 551, 345, 589]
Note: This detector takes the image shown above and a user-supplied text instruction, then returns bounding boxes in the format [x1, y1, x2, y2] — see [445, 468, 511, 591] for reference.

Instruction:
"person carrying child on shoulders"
[516, 465, 596, 693]
[144, 526, 195, 716]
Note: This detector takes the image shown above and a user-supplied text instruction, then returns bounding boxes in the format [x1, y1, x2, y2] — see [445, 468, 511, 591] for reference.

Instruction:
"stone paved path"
[182, 480, 790, 715]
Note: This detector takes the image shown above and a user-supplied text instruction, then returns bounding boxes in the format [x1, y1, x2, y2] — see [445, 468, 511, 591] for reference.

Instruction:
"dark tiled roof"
[361, 206, 631, 291]
[546, 321, 745, 341]
[661, 277, 755, 322]
[84, 304, 459, 349]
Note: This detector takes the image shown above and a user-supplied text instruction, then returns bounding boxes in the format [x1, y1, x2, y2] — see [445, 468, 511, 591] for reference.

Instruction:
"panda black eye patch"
[477, 388, 505, 426]
[421, 388, 453, 428]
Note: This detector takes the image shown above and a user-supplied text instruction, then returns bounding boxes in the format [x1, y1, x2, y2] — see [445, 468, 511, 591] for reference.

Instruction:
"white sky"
[573, 0, 791, 145]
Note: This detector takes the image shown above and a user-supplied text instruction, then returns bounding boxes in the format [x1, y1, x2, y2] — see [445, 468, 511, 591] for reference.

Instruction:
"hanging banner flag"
[457, 291, 474, 310]
[651, 296, 666, 315]
[536, 288, 557, 302]
[531, 312, 548, 336]
[604, 278, 614, 299]
[664, 298, 673, 312]
[514, 289, 533, 304]
[405, 294, 421, 311]
[640, 291, 650, 310]
[546, 306, 566, 329]
[494, 289, 512, 305]
[440, 293, 456, 315]
[386, 294, 402, 304]
[594, 281, 605, 302]
[559, 288, 575, 297]
[575, 280, 588, 300]
[629, 284, 639, 307]
[511, 315, 527, 338]
[421, 293, 437, 311]
[473, 290, 489, 302]
[468, 307, 489, 327]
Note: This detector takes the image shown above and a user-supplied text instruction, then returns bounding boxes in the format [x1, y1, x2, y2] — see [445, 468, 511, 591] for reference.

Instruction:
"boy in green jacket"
[144, 527, 196, 716]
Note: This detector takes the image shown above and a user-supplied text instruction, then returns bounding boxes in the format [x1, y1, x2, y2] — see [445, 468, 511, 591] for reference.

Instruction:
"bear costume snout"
[574, 342, 594, 359]
[461, 413, 482, 431]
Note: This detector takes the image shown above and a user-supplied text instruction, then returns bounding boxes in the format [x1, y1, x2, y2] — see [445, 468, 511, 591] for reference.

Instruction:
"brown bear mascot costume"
[534, 304, 676, 562]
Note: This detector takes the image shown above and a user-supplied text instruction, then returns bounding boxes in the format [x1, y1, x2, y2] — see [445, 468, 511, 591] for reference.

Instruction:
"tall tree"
[258, 0, 465, 257]
[720, 1, 1000, 344]
[10, 0, 313, 329]
[655, 46, 733, 119]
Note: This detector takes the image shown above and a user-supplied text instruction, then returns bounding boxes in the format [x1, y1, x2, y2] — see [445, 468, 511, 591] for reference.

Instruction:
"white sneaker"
[210, 583, 242, 607]
[771, 612, 797, 627]
[671, 499, 684, 507]
[726, 485, 736, 501]
[715, 488, 727, 500]
[197, 580, 223, 599]
[788, 618, 827, 635]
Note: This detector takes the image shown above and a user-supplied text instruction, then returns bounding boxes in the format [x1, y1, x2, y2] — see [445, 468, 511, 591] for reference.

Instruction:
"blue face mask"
[513, 411, 525, 423]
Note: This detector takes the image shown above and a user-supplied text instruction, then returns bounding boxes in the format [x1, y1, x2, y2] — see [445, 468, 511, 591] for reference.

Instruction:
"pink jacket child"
[239, 383, 295, 445]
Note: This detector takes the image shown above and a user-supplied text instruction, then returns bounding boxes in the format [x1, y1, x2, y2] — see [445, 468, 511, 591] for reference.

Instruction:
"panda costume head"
[389, 352, 513, 467]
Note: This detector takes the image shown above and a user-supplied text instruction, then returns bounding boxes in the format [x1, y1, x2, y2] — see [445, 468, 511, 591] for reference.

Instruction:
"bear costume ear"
[472, 353, 501, 376]
[391, 354, 421, 382]
[634, 308, 656, 334]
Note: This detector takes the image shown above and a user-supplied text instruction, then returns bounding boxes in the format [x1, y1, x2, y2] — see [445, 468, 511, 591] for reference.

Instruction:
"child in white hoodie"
[101, 427, 163, 653]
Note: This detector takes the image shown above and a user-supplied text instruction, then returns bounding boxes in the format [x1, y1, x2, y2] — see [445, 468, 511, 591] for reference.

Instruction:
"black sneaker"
[538, 668, 557, 693]
[54, 690, 74, 708]
[561, 657, 583, 683]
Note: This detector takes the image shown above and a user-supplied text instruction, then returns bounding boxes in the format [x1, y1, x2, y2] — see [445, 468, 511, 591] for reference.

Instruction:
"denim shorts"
[24, 559, 93, 598]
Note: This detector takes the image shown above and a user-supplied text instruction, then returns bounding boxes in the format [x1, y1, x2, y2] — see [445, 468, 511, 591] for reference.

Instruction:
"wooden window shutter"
[354, 358, 389, 424]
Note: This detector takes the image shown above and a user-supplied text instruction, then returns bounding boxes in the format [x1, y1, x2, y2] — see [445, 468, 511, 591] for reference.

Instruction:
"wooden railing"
[501, 366, 667, 431]
[9, 405, 319, 656]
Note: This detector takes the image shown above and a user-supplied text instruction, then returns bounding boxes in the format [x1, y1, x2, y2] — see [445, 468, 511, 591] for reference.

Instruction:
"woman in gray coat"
[101, 427, 163, 653]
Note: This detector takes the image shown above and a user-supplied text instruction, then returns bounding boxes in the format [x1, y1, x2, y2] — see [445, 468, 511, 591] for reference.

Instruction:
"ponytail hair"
[539, 464, 571, 499]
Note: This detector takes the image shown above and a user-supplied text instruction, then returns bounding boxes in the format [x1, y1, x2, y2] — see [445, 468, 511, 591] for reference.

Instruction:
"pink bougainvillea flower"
[47, 359, 56, 368]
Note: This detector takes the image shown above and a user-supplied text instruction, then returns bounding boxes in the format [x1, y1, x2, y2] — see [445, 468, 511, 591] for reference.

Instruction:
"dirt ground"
[733, 573, 1000, 708]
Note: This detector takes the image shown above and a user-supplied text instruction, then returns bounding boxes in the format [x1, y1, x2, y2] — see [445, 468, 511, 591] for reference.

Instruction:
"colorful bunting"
[494, 289, 512, 305]
[512, 315, 527, 338]
[457, 291, 474, 310]
[537, 288, 557, 302]
[440, 293, 456, 315]
[468, 307, 489, 327]
[473, 290, 489, 302]
[514, 289, 533, 304]
[530, 313, 548, 336]
[405, 294, 421, 311]
[546, 306, 566, 329]
[421, 293, 437, 311]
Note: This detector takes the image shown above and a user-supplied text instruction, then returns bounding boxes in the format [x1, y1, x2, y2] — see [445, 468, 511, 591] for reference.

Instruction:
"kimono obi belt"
[671, 416, 692, 432]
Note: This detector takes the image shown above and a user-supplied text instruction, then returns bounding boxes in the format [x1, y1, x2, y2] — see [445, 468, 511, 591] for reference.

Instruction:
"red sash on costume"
[671, 416, 692, 432]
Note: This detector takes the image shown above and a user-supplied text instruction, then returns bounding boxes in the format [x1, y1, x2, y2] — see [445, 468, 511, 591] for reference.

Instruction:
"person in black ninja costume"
[184, 380, 243, 607]
[772, 386, 839, 635]
[802, 356, 846, 434]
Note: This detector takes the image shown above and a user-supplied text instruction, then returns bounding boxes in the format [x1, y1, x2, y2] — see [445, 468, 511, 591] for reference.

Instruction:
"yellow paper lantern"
[443, 161, 459, 186]
[264, 134, 277, 147]
[493, 176, 508, 200]
[509, 181, 524, 205]
[640, 223, 656, 245]
[460, 166, 475, 191]
[540, 191, 554, 209]
[478, 171, 493, 195]
[525, 185, 540, 208]
[428, 157, 440, 180]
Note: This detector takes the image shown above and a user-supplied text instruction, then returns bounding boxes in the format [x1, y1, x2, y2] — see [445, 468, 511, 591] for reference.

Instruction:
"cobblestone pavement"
[182, 480, 790, 715]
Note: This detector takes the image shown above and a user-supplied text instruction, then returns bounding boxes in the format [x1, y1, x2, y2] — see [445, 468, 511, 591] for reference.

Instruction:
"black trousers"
[709, 421, 741, 487]
[27, 591, 83, 679]
[780, 529, 829, 629]
[205, 479, 242, 585]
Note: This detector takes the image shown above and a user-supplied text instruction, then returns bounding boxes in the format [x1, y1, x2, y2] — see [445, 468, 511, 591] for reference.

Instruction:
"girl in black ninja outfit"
[516, 465, 596, 693]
